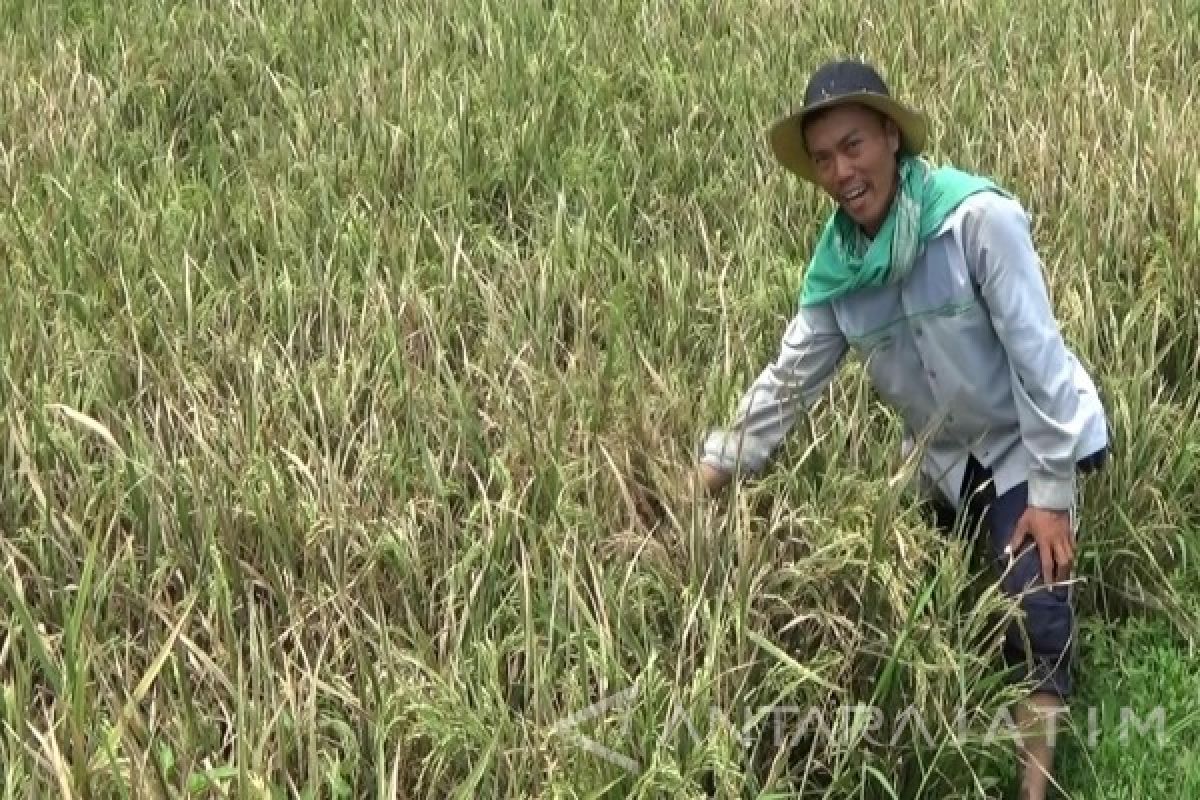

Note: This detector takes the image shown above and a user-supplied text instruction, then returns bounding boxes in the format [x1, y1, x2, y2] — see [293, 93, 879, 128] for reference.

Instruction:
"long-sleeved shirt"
[700, 191, 1109, 511]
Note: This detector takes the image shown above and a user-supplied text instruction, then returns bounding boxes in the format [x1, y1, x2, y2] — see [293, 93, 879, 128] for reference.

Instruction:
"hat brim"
[768, 93, 929, 183]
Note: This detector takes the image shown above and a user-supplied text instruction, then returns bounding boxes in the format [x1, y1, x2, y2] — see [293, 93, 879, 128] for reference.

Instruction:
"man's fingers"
[1005, 513, 1030, 559]
[1039, 543, 1056, 588]
[1055, 535, 1075, 585]
[1003, 509, 1076, 588]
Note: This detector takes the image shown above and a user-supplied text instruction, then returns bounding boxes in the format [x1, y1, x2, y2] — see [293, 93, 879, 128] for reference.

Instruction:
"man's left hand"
[1006, 507, 1074, 587]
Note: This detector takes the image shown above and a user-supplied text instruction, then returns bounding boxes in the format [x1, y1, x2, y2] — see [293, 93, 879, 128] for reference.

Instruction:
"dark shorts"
[928, 448, 1108, 700]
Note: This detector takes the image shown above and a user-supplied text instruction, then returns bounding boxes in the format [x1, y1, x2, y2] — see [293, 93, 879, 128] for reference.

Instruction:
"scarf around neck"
[799, 157, 1008, 307]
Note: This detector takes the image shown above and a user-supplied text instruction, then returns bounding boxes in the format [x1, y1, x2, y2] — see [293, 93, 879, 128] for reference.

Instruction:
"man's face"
[802, 104, 901, 236]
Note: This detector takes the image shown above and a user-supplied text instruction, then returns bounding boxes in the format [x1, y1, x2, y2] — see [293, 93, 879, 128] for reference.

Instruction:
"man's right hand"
[697, 462, 732, 495]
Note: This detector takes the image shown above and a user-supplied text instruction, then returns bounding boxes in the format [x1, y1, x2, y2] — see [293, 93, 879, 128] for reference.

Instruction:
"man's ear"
[884, 118, 901, 155]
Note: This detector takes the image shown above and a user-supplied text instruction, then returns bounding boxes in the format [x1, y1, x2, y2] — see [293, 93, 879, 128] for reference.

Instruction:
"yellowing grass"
[1, 0, 1197, 796]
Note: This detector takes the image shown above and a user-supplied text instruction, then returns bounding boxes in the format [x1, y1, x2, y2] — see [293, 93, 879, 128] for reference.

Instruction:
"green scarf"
[799, 157, 1008, 306]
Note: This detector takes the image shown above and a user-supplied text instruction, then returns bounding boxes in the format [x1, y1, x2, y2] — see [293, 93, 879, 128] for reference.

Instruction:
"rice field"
[2, 0, 1199, 797]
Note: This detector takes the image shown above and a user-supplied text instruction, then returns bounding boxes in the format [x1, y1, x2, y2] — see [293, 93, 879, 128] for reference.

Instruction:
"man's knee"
[998, 544, 1076, 696]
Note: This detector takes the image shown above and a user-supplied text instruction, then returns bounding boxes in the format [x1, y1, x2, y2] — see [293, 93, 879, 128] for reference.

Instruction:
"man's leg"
[1014, 692, 1067, 799]
[985, 481, 1076, 800]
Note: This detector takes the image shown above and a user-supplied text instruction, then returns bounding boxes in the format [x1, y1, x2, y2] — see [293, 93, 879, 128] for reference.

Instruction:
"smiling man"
[696, 59, 1110, 799]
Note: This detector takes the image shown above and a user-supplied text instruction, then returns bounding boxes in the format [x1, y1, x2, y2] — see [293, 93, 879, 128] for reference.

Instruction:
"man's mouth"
[841, 185, 868, 204]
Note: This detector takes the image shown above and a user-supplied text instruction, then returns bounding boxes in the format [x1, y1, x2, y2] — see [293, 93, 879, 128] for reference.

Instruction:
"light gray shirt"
[700, 191, 1109, 511]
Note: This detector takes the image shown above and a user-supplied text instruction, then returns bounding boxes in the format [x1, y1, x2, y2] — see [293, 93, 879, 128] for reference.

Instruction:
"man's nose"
[834, 154, 855, 182]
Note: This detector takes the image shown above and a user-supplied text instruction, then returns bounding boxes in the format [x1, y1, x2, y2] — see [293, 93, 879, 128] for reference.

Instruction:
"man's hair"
[801, 104, 894, 138]
[800, 104, 902, 156]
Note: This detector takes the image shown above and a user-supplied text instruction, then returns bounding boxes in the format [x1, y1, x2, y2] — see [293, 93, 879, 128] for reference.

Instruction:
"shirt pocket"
[933, 299, 999, 360]
[923, 299, 1012, 424]
[859, 329, 929, 418]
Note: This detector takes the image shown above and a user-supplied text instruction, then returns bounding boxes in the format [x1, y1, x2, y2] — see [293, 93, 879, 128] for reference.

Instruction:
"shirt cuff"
[1027, 469, 1075, 511]
[699, 430, 770, 475]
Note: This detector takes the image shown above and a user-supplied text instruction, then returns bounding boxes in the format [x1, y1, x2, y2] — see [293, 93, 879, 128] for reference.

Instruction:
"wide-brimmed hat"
[769, 59, 929, 183]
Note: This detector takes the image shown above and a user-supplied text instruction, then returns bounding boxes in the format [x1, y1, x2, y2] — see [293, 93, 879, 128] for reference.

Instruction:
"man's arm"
[699, 302, 847, 484]
[965, 195, 1085, 510]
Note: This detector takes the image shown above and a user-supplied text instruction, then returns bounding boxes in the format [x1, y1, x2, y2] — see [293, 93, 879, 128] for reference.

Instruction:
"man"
[696, 59, 1109, 799]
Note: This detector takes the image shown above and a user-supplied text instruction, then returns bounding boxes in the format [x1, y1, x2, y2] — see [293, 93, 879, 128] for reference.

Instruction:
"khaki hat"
[769, 59, 929, 183]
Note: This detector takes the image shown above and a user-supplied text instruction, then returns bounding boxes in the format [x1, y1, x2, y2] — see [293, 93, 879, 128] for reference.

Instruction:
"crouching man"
[697, 59, 1109, 800]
